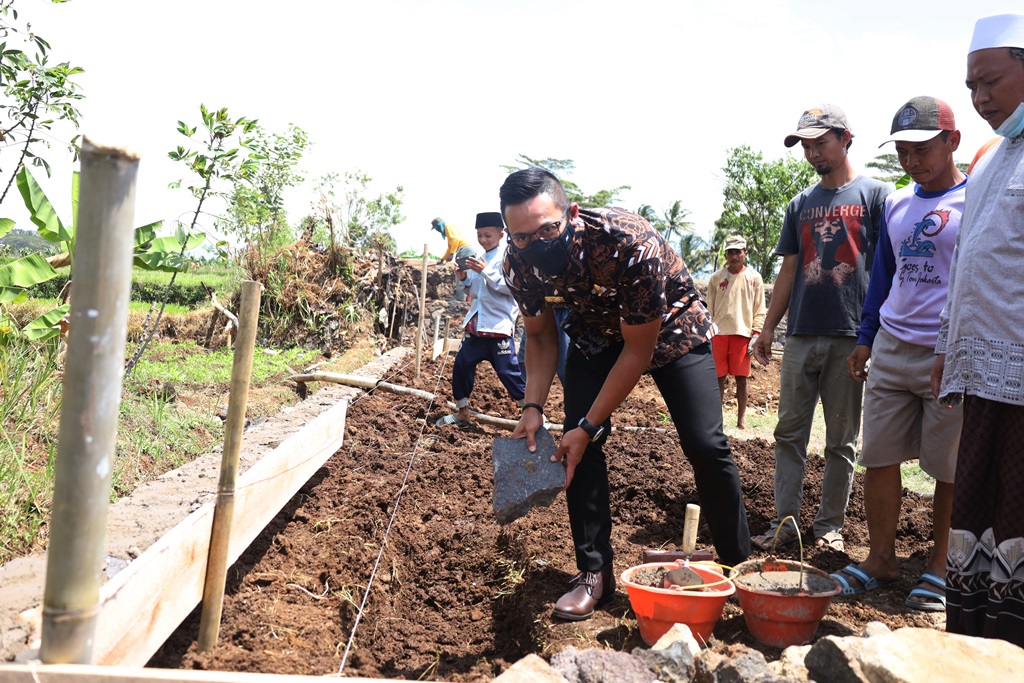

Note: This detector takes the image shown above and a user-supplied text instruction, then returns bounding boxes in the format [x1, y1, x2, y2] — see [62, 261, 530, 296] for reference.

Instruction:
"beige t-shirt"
[706, 265, 766, 338]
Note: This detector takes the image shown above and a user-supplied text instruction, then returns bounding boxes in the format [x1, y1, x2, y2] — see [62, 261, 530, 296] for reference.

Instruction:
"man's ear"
[948, 130, 962, 153]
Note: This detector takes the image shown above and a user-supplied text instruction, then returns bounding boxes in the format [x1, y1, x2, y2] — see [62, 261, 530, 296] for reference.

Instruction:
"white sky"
[4, 0, 1020, 255]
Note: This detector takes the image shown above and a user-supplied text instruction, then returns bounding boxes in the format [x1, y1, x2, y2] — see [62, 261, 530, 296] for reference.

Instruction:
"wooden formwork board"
[0, 663, 397, 682]
[91, 398, 349, 668]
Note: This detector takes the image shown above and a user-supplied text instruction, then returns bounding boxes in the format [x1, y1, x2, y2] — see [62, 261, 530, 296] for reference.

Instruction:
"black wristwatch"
[577, 417, 605, 443]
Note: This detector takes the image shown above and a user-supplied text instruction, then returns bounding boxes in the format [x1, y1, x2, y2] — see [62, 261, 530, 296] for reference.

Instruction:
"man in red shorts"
[707, 235, 766, 429]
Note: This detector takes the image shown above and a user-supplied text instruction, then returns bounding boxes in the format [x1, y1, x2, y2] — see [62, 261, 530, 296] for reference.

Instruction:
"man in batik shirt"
[500, 167, 751, 621]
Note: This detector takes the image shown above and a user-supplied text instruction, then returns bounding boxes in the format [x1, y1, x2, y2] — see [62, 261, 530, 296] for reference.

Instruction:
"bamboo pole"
[443, 316, 452, 354]
[387, 270, 399, 340]
[41, 139, 140, 664]
[415, 244, 428, 377]
[197, 280, 263, 652]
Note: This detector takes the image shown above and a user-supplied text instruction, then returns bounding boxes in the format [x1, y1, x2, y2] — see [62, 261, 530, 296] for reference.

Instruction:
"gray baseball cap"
[784, 104, 851, 147]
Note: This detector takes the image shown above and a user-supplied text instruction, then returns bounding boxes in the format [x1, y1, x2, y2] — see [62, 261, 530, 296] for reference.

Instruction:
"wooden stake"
[387, 270, 399, 340]
[41, 139, 140, 665]
[197, 280, 263, 652]
[415, 244, 428, 377]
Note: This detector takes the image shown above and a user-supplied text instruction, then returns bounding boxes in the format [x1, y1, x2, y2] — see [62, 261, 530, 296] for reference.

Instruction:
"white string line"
[337, 348, 451, 676]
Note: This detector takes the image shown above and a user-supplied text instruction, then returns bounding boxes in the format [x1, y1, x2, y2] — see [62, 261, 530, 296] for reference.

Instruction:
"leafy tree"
[865, 153, 905, 184]
[167, 105, 259, 254]
[713, 146, 815, 281]
[125, 104, 258, 376]
[218, 123, 309, 272]
[636, 200, 712, 275]
[678, 232, 714, 277]
[310, 170, 404, 253]
[0, 0, 84, 203]
[501, 154, 630, 207]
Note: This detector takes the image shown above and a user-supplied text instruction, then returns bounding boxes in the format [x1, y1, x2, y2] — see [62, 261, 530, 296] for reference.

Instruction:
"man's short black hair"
[499, 167, 569, 218]
[1012, 47, 1024, 63]
[832, 127, 853, 150]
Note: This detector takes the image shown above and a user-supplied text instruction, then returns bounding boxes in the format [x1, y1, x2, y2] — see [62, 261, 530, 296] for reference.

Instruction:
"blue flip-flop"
[831, 564, 894, 596]
[905, 572, 946, 612]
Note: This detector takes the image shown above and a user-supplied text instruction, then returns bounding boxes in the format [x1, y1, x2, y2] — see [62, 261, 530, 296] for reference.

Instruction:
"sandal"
[815, 530, 845, 552]
[830, 564, 894, 596]
[905, 572, 946, 612]
[436, 414, 470, 428]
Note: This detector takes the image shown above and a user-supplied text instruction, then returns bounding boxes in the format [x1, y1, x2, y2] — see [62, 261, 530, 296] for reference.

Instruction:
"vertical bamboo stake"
[375, 247, 384, 290]
[40, 139, 140, 664]
[415, 244, 428, 377]
[443, 316, 452, 354]
[388, 270, 400, 340]
[197, 280, 263, 652]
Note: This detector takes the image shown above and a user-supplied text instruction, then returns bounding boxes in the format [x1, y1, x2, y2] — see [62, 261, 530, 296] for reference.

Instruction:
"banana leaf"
[22, 303, 70, 342]
[0, 253, 60, 288]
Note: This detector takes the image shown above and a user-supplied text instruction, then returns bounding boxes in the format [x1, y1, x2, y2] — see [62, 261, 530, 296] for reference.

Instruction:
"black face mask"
[516, 220, 573, 276]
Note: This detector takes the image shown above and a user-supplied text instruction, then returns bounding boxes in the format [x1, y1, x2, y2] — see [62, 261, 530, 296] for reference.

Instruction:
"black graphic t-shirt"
[776, 176, 890, 336]
[503, 207, 712, 369]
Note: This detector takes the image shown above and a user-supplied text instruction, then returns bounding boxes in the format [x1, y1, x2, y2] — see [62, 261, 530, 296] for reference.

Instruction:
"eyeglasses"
[508, 207, 569, 249]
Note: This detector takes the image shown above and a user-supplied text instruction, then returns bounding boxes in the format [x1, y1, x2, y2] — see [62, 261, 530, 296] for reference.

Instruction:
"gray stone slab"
[492, 427, 565, 525]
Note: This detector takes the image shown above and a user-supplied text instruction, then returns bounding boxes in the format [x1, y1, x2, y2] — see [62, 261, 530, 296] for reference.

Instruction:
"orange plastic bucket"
[620, 563, 735, 645]
[731, 558, 841, 648]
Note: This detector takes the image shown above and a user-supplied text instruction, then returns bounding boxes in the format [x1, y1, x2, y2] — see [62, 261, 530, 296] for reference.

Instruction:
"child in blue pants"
[437, 212, 525, 427]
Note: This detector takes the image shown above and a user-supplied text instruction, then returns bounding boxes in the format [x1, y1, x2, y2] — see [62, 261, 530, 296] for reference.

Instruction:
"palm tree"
[659, 200, 693, 247]
[637, 200, 711, 275]
[678, 231, 713, 276]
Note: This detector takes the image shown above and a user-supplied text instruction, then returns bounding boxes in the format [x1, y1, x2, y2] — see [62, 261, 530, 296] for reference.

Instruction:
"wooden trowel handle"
[682, 504, 700, 556]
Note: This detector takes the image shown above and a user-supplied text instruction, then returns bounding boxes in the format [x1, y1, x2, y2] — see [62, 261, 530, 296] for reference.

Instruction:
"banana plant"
[0, 167, 202, 342]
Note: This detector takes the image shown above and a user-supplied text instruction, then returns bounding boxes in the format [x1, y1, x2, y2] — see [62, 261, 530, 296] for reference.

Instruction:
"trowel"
[662, 504, 704, 589]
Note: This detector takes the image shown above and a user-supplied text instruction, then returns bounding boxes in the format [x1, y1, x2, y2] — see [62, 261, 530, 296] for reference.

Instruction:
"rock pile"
[492, 622, 1024, 683]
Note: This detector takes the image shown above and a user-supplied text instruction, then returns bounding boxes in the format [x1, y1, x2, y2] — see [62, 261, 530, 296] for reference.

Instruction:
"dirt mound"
[150, 351, 940, 680]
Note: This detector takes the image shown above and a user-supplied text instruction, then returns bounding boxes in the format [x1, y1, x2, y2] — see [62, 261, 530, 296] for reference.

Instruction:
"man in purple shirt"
[833, 96, 966, 613]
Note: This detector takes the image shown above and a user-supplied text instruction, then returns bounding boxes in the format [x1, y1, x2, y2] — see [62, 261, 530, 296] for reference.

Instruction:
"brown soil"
[150, 350, 942, 680]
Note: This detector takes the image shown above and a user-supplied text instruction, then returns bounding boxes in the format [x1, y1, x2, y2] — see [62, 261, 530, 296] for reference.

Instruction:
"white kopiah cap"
[969, 14, 1024, 53]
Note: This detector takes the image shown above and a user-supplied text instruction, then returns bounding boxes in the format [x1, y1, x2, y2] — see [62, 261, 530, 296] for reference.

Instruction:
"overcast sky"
[5, 0, 1019, 255]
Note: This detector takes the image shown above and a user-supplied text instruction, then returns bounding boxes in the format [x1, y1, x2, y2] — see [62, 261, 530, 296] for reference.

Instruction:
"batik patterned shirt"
[503, 207, 713, 369]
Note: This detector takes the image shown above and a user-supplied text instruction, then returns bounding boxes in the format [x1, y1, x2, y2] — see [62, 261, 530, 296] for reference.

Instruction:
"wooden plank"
[0, 662, 406, 682]
[92, 400, 349, 667]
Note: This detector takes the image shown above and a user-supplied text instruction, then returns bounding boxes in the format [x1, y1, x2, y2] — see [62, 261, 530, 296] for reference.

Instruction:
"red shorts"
[712, 334, 752, 378]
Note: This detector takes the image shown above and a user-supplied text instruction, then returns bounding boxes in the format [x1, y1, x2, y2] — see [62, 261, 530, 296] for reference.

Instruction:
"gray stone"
[769, 644, 810, 682]
[860, 621, 891, 638]
[551, 645, 657, 683]
[858, 627, 1024, 683]
[634, 644, 696, 683]
[804, 635, 869, 683]
[653, 622, 703, 658]
[492, 427, 565, 525]
[695, 644, 774, 682]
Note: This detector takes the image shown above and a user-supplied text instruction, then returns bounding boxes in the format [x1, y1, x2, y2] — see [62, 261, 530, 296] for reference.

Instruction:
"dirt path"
[151, 351, 942, 680]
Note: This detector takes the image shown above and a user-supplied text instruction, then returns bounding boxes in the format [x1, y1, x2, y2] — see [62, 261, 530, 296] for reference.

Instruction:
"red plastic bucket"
[620, 563, 735, 645]
[731, 558, 841, 647]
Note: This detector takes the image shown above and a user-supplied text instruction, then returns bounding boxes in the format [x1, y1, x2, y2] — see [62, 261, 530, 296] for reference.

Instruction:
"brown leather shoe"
[552, 564, 615, 621]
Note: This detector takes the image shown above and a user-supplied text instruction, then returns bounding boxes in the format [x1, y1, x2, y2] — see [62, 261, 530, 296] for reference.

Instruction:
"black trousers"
[562, 341, 752, 571]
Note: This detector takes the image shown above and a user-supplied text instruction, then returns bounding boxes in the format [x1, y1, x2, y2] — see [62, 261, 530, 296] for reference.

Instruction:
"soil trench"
[149, 351, 942, 681]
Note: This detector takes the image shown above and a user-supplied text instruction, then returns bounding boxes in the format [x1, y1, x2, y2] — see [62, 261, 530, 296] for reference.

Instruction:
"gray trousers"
[770, 335, 861, 538]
